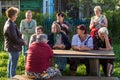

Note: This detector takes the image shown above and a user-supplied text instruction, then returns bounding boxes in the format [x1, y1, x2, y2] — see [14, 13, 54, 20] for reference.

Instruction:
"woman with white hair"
[93, 27, 113, 77]
[25, 34, 61, 79]
[89, 6, 108, 38]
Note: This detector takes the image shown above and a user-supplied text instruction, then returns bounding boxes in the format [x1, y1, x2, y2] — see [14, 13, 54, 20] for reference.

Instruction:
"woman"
[94, 27, 113, 77]
[47, 22, 71, 71]
[70, 24, 93, 76]
[3, 7, 25, 78]
[89, 6, 108, 38]
[25, 34, 61, 79]
[52, 12, 71, 35]
[20, 10, 36, 56]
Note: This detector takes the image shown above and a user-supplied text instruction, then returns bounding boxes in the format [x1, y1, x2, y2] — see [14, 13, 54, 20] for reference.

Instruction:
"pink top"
[25, 42, 53, 73]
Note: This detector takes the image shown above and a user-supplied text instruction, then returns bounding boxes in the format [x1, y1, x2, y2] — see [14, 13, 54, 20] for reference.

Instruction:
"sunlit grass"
[0, 43, 120, 79]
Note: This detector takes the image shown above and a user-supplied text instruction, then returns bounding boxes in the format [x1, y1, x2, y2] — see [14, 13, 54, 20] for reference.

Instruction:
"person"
[47, 22, 71, 71]
[52, 12, 71, 35]
[93, 27, 113, 77]
[29, 25, 44, 45]
[89, 6, 108, 38]
[25, 34, 61, 79]
[20, 10, 36, 56]
[70, 24, 93, 76]
[3, 7, 25, 78]
[20, 10, 36, 65]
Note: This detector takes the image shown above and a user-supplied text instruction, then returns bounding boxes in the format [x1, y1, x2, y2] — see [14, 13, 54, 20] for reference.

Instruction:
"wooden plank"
[53, 50, 115, 59]
[12, 75, 119, 80]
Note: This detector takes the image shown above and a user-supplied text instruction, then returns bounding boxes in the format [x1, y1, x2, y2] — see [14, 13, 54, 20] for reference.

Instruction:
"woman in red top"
[25, 34, 61, 79]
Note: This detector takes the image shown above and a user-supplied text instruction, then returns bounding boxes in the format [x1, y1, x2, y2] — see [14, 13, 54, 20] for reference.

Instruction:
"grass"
[0, 44, 120, 80]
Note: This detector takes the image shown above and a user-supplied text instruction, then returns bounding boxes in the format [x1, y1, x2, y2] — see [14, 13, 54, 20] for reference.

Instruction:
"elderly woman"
[89, 6, 108, 37]
[29, 25, 44, 45]
[70, 24, 93, 76]
[25, 34, 61, 79]
[20, 10, 36, 56]
[94, 27, 113, 77]
[3, 7, 25, 78]
[47, 22, 71, 71]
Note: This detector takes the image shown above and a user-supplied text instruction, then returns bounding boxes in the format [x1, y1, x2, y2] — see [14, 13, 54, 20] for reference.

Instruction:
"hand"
[24, 41, 27, 45]
[79, 45, 85, 50]
[62, 24, 68, 29]
[59, 44, 65, 49]
[93, 21, 99, 26]
[25, 29, 28, 32]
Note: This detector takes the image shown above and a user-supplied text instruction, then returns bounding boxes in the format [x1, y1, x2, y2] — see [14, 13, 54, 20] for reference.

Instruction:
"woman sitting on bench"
[93, 27, 113, 77]
[70, 24, 93, 76]
[25, 34, 61, 79]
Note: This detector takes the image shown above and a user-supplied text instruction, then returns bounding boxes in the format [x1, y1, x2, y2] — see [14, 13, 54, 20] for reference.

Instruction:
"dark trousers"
[100, 59, 114, 76]
[69, 58, 90, 74]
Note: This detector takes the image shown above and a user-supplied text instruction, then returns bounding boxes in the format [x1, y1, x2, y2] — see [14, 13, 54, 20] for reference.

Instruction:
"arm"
[20, 20, 28, 34]
[89, 17, 95, 30]
[47, 33, 54, 48]
[99, 33, 112, 50]
[29, 34, 36, 46]
[62, 33, 71, 50]
[9, 24, 25, 45]
[27, 20, 36, 34]
[98, 16, 108, 27]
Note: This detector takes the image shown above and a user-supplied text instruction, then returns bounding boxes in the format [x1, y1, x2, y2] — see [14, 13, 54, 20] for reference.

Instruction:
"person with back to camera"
[47, 22, 71, 72]
[25, 34, 61, 79]
[20, 10, 36, 63]
[3, 7, 26, 79]
[69, 24, 93, 76]
[93, 27, 113, 77]
[89, 6, 108, 38]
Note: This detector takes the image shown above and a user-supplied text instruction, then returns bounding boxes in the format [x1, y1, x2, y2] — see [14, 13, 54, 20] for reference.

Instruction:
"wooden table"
[53, 50, 115, 77]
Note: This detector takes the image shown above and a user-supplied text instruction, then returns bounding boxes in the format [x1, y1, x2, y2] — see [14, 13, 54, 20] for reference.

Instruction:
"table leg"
[89, 58, 100, 77]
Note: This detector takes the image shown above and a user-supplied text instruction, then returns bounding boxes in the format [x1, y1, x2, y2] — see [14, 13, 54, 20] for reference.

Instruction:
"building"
[0, 0, 82, 19]
[0, 0, 20, 16]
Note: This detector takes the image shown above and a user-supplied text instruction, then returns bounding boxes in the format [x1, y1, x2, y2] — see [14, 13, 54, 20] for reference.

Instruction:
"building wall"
[20, 0, 43, 12]
[43, 0, 54, 16]
[0, 0, 20, 16]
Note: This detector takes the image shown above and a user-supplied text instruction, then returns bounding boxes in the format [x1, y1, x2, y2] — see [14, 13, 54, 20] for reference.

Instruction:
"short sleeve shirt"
[72, 34, 93, 49]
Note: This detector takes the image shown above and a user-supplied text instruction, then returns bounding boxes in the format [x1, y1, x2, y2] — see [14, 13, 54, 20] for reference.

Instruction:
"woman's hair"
[77, 24, 87, 34]
[25, 10, 32, 17]
[36, 34, 48, 42]
[94, 6, 102, 11]
[56, 12, 65, 17]
[98, 27, 109, 35]
[51, 22, 61, 32]
[6, 7, 19, 18]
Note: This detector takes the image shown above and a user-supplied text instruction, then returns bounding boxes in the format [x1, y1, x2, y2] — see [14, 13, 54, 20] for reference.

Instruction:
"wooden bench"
[53, 50, 115, 77]
[12, 75, 119, 80]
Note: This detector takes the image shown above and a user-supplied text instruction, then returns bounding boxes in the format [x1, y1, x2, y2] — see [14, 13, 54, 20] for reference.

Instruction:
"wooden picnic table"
[53, 50, 115, 77]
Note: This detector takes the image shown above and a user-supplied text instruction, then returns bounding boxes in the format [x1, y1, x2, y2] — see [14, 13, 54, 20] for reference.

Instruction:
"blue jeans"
[55, 57, 67, 70]
[8, 51, 20, 78]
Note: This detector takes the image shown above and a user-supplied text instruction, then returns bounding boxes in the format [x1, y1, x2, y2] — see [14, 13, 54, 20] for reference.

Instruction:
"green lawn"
[0, 44, 120, 80]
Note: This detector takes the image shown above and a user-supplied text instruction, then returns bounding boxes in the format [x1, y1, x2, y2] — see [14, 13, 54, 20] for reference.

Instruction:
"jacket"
[3, 19, 25, 51]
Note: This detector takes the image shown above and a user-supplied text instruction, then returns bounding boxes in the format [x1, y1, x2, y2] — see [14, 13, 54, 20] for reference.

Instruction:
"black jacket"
[47, 32, 71, 50]
[3, 19, 25, 51]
